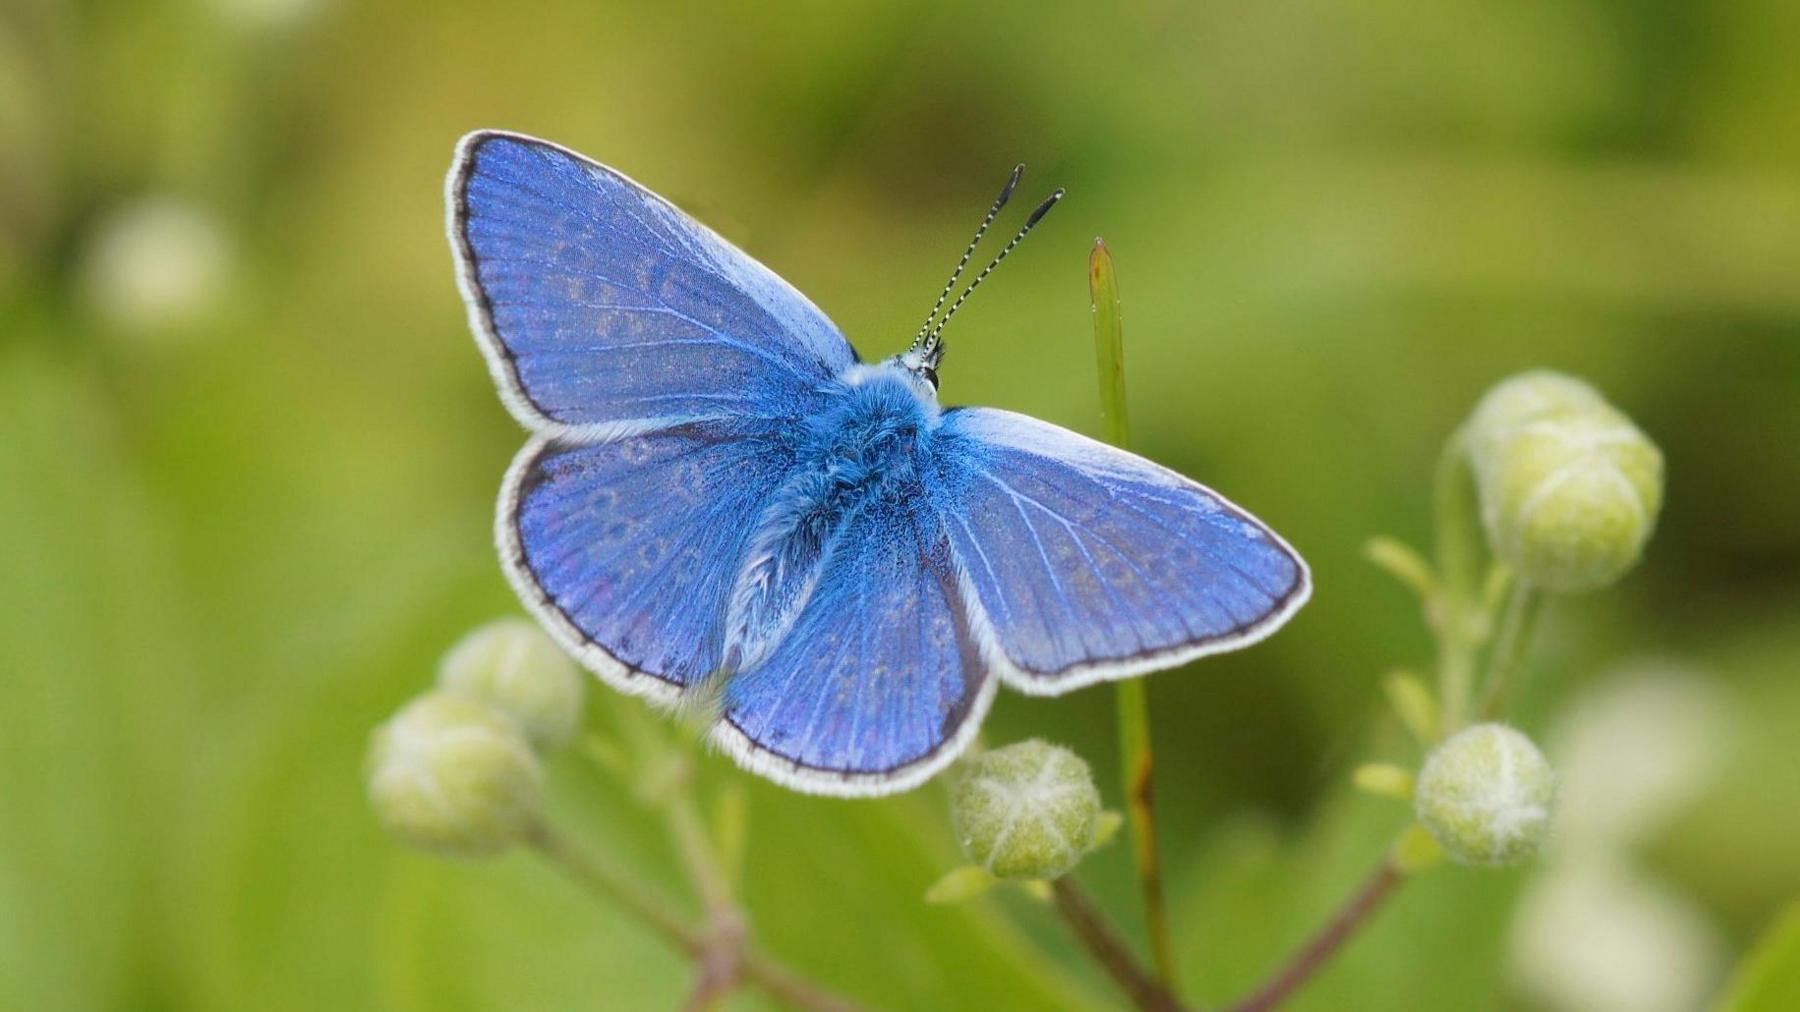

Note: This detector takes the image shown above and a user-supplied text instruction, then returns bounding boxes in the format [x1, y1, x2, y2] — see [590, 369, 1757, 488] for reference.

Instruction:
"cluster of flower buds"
[1370, 372, 1661, 872]
[436, 619, 586, 751]
[366, 619, 585, 857]
[1465, 371, 1664, 593]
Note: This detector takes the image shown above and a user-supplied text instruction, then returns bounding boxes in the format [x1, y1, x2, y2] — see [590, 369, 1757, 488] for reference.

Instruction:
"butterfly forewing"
[450, 131, 855, 433]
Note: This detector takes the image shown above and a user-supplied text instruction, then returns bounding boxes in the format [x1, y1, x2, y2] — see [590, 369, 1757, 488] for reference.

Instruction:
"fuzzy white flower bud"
[80, 197, 231, 335]
[366, 692, 544, 857]
[951, 740, 1103, 880]
[1466, 371, 1663, 592]
[436, 619, 585, 752]
[1414, 723, 1556, 867]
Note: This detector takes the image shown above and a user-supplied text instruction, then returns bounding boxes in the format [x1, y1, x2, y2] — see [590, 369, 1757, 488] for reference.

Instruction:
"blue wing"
[932, 408, 1309, 692]
[713, 497, 995, 796]
[499, 421, 795, 702]
[449, 130, 856, 433]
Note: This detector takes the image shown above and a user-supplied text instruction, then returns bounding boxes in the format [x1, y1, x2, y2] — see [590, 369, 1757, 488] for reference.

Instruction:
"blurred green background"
[3, 0, 1798, 1009]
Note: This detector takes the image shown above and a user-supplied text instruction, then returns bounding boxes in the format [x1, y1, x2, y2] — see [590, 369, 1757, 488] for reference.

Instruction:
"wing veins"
[483, 273, 813, 380]
[977, 470, 1084, 638]
[982, 468, 1182, 645]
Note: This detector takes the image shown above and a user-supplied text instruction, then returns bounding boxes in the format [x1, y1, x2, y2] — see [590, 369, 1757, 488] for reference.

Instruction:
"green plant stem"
[1478, 581, 1545, 720]
[1431, 428, 1480, 735]
[664, 774, 747, 1012]
[1115, 679, 1176, 981]
[1225, 859, 1406, 1012]
[1051, 877, 1188, 1012]
[1090, 237, 1178, 989]
[667, 777, 736, 919]
[528, 822, 861, 1012]
[527, 821, 706, 957]
[1091, 238, 1131, 450]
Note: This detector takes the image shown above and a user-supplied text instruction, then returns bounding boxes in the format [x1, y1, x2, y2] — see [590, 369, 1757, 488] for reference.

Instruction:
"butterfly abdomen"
[720, 364, 940, 674]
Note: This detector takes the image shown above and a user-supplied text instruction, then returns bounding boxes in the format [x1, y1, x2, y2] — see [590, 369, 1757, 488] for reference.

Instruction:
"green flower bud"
[1466, 371, 1663, 592]
[437, 619, 585, 751]
[366, 692, 544, 857]
[951, 740, 1102, 880]
[1414, 723, 1556, 867]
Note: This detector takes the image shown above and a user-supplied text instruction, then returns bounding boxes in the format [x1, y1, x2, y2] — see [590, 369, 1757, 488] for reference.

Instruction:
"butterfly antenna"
[920, 187, 1064, 361]
[910, 164, 1024, 354]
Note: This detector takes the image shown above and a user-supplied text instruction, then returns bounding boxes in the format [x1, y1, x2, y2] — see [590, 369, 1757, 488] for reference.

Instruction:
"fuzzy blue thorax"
[721, 361, 940, 672]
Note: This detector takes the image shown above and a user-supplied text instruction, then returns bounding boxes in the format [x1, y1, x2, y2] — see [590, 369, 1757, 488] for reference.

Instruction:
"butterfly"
[447, 131, 1310, 797]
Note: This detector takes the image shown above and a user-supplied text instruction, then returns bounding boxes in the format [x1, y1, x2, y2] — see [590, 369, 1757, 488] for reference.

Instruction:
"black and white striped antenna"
[905, 165, 1063, 379]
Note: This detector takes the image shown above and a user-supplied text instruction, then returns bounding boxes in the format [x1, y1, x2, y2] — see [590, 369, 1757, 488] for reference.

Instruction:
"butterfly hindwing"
[933, 407, 1310, 692]
[450, 131, 855, 433]
[714, 495, 995, 795]
[500, 421, 794, 702]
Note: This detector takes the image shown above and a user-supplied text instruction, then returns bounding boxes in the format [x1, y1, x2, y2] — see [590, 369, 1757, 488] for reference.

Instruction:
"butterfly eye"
[919, 366, 939, 390]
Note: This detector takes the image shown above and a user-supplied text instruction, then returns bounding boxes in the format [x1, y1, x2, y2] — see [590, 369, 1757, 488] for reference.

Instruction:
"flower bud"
[1465, 371, 1663, 592]
[366, 692, 544, 857]
[1414, 723, 1556, 867]
[951, 740, 1102, 880]
[80, 197, 231, 335]
[437, 619, 585, 752]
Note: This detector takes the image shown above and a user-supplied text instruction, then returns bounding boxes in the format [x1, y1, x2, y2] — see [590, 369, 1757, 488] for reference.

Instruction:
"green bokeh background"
[3, 1, 1797, 1009]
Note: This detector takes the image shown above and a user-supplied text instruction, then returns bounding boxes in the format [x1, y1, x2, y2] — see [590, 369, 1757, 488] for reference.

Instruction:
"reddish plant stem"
[1227, 861, 1406, 1012]
[529, 824, 861, 1012]
[1051, 877, 1188, 1012]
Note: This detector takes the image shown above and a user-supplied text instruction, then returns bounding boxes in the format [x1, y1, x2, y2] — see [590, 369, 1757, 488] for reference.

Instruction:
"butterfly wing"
[499, 421, 796, 702]
[449, 130, 856, 435]
[712, 495, 996, 796]
[933, 407, 1309, 693]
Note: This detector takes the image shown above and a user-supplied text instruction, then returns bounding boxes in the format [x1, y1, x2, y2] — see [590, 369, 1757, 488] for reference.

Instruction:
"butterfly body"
[730, 363, 932, 655]
[451, 130, 1310, 796]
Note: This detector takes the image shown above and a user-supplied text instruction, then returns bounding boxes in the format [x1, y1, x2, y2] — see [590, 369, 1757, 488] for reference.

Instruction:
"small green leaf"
[1363, 536, 1438, 600]
[1716, 902, 1800, 1012]
[1391, 822, 1444, 873]
[1480, 563, 1514, 619]
[1383, 671, 1440, 745]
[1352, 763, 1415, 800]
[1091, 810, 1125, 849]
[1017, 879, 1053, 903]
[924, 865, 998, 905]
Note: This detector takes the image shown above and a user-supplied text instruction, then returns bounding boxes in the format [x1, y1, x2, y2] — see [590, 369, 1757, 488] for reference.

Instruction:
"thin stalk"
[664, 774, 746, 1012]
[666, 776, 736, 919]
[738, 950, 863, 1012]
[528, 822, 861, 1012]
[1090, 238, 1178, 988]
[1051, 878, 1188, 1012]
[1477, 582, 1545, 720]
[1225, 860, 1406, 1012]
[526, 822, 705, 957]
[1431, 429, 1480, 735]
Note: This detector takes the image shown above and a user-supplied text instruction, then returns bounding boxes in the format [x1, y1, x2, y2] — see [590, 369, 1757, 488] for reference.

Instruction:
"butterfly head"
[901, 165, 1063, 390]
[892, 347, 940, 390]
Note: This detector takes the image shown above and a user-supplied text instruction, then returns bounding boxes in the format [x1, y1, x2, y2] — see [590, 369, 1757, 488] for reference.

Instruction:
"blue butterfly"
[447, 131, 1310, 797]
